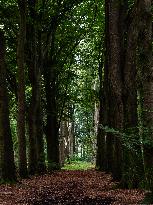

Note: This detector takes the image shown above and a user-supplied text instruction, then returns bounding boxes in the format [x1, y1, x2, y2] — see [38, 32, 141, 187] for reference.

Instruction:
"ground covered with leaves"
[0, 169, 145, 205]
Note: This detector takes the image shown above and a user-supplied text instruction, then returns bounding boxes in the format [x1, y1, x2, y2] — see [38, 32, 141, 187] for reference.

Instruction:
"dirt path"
[0, 169, 145, 204]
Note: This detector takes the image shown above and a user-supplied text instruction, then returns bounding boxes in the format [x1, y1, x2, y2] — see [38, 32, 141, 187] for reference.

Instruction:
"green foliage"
[0, 178, 16, 185]
[141, 192, 153, 204]
[63, 161, 94, 170]
[143, 168, 153, 191]
[99, 124, 153, 152]
[122, 164, 142, 188]
[99, 124, 141, 150]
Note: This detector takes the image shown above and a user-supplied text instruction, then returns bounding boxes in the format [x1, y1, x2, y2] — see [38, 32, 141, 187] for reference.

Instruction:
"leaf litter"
[0, 169, 145, 204]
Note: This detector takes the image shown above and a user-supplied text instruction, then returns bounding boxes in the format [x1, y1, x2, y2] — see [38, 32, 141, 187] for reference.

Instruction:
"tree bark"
[27, 0, 46, 175]
[104, 0, 124, 180]
[28, 73, 46, 174]
[17, 0, 28, 178]
[69, 105, 75, 157]
[59, 121, 66, 166]
[44, 61, 60, 170]
[96, 64, 106, 170]
[139, 0, 153, 190]
[121, 1, 144, 188]
[0, 30, 16, 182]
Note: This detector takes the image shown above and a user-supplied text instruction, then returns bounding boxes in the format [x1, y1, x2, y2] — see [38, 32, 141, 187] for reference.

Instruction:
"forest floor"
[0, 166, 146, 205]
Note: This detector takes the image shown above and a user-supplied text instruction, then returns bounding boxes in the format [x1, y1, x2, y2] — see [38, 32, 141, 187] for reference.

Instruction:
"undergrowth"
[62, 161, 95, 170]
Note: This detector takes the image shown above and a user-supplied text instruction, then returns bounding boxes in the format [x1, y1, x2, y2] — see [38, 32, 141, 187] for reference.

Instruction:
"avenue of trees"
[0, 0, 153, 193]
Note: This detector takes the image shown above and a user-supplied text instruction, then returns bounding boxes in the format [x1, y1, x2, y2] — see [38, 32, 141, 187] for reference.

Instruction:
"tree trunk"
[69, 121, 75, 157]
[104, 0, 124, 180]
[17, 0, 28, 178]
[96, 7, 107, 170]
[64, 121, 70, 161]
[121, 1, 144, 188]
[26, 0, 46, 175]
[59, 121, 66, 166]
[36, 105, 46, 173]
[0, 30, 16, 182]
[44, 61, 60, 170]
[96, 86, 107, 170]
[69, 106, 75, 157]
[139, 0, 153, 190]
[28, 76, 46, 174]
[94, 102, 99, 136]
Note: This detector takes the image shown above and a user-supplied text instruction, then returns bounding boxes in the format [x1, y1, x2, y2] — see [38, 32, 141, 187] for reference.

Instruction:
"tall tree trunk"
[28, 92, 37, 175]
[27, 29, 37, 174]
[94, 102, 99, 136]
[0, 30, 16, 182]
[96, 62, 106, 170]
[64, 121, 70, 161]
[28, 73, 46, 174]
[27, 0, 46, 175]
[60, 120, 70, 163]
[36, 104, 46, 173]
[139, 0, 153, 190]
[28, 80, 46, 174]
[59, 121, 66, 167]
[105, 0, 124, 180]
[69, 121, 75, 157]
[44, 61, 60, 170]
[122, 1, 144, 188]
[69, 105, 75, 157]
[96, 0, 111, 172]
[17, 0, 28, 178]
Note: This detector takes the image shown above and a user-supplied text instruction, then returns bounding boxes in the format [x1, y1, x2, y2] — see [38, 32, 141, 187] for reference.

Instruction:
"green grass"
[62, 161, 95, 170]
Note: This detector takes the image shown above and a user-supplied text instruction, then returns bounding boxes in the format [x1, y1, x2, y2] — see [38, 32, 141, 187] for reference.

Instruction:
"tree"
[96, 0, 144, 185]
[0, 29, 16, 182]
[100, 0, 124, 180]
[26, 0, 46, 175]
[42, 0, 95, 169]
[122, 0, 144, 188]
[16, 0, 28, 178]
[139, 0, 153, 190]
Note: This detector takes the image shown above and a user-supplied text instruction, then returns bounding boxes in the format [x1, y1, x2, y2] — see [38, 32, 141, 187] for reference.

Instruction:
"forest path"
[0, 169, 145, 205]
